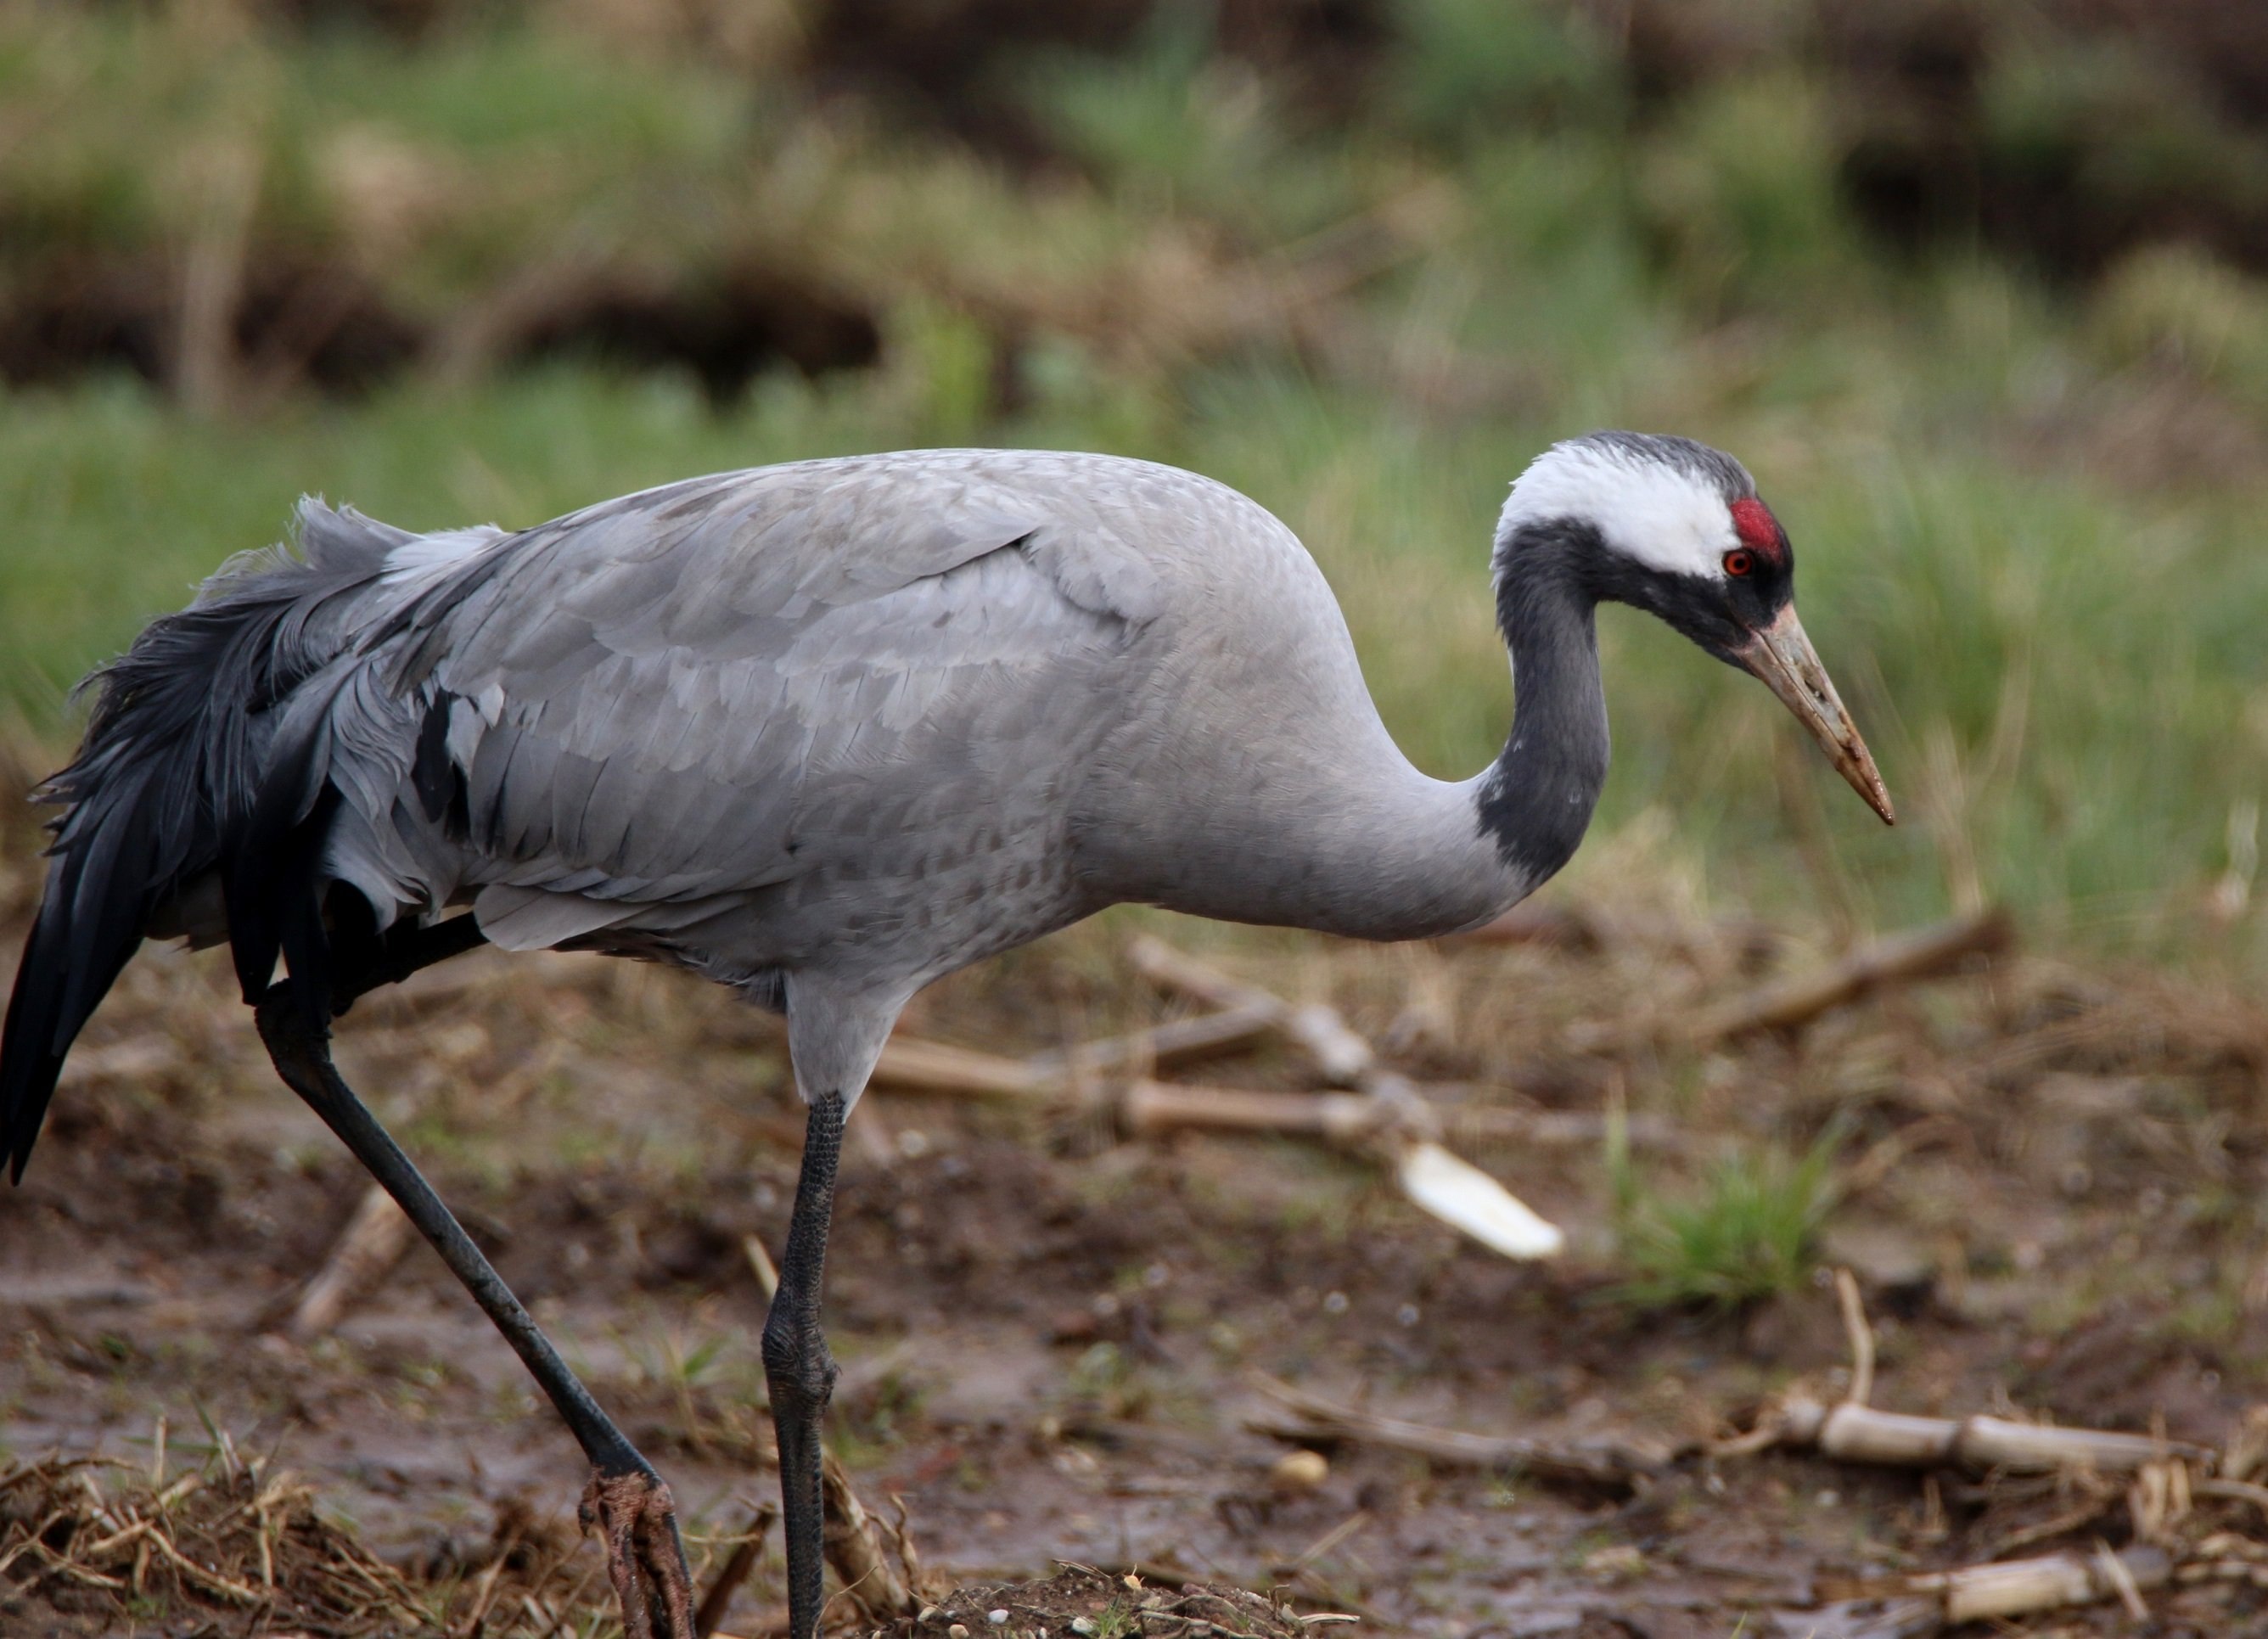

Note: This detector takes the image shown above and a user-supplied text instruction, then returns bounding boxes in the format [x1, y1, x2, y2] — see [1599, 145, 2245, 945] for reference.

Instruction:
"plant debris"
[877, 1563, 1318, 1639]
[0, 1448, 427, 1636]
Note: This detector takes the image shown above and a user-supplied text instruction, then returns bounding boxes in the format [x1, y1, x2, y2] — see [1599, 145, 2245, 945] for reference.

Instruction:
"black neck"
[1477, 524, 1611, 885]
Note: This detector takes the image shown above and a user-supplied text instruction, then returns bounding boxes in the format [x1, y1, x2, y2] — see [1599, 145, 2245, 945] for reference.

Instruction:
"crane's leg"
[762, 1089, 845, 1639]
[254, 993, 695, 1639]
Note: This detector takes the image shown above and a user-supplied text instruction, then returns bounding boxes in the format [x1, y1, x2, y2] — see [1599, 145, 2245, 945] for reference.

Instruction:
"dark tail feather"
[2, 873, 139, 1182]
[227, 720, 345, 1021]
[0, 504, 401, 1182]
[2, 754, 185, 1183]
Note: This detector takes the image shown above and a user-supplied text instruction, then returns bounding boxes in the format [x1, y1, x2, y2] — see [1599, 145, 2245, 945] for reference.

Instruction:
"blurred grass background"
[3, 0, 2266, 964]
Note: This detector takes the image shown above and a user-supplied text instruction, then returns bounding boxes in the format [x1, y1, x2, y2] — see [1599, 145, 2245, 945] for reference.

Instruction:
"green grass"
[1603, 1114, 1844, 1312]
[6, 334, 2267, 962]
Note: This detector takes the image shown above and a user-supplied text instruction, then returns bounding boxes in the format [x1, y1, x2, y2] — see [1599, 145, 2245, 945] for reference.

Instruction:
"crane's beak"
[1734, 607, 1895, 824]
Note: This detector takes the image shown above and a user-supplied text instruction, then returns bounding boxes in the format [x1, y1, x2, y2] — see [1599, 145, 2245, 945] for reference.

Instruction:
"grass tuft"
[1603, 1107, 1844, 1312]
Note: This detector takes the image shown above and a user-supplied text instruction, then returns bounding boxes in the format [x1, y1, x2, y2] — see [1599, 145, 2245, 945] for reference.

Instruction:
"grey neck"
[1477, 522, 1611, 888]
[1089, 521, 1610, 944]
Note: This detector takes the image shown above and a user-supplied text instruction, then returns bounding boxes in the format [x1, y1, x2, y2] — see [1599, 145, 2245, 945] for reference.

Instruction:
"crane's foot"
[580, 1466, 696, 1639]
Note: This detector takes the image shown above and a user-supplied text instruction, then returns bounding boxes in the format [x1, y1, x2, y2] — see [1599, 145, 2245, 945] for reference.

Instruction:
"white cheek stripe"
[1497, 442, 1736, 578]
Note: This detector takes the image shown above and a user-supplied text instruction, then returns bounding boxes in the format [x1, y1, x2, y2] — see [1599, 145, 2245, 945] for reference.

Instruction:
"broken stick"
[1026, 1001, 1281, 1080]
[1127, 935, 1373, 1085]
[1771, 1397, 2209, 1474]
[1753, 1271, 2210, 1473]
[859, 938, 1564, 1260]
[279, 1183, 413, 1341]
[1688, 908, 2013, 1044]
[820, 1451, 924, 1623]
[867, 1035, 1055, 1100]
[1118, 1081, 1384, 1142]
[1126, 937, 1563, 1259]
[1245, 1372, 1663, 1490]
[693, 1503, 776, 1639]
[825, 1008, 1288, 1103]
[1565, 908, 2015, 1053]
[1918, 1541, 2170, 1625]
[1794, 1546, 2175, 1639]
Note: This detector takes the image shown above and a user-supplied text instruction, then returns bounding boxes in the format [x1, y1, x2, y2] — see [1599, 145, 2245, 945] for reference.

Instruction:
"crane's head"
[1496, 431, 1893, 824]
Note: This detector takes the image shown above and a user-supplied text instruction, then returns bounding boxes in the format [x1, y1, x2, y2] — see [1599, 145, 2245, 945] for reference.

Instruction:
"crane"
[0, 433, 1891, 1639]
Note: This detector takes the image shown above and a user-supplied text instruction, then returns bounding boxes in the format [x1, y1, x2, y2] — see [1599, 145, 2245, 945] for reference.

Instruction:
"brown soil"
[4, 854, 2268, 1635]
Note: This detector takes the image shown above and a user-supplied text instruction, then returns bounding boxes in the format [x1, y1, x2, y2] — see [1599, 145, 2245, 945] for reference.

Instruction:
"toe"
[582, 1470, 667, 1639]
[636, 1484, 698, 1638]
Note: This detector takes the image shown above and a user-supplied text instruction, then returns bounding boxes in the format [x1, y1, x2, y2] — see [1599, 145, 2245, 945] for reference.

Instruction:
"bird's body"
[395, 450, 1526, 968]
[46, 450, 1533, 1114]
[2, 435, 1890, 1639]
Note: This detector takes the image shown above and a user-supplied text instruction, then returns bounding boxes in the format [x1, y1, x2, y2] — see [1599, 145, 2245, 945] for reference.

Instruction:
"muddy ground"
[5, 861, 2268, 1636]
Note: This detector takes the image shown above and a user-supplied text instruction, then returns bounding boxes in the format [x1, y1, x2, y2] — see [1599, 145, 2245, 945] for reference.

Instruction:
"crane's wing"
[335, 452, 1176, 952]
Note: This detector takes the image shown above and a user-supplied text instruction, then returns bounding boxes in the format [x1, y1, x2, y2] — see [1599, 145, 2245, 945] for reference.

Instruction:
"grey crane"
[0, 433, 1890, 1639]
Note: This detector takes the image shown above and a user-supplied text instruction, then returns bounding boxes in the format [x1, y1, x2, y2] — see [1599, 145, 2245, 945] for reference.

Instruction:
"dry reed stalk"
[1749, 1277, 2248, 1633]
[849, 938, 1563, 1257]
[1116, 1081, 1384, 1141]
[693, 1504, 777, 1639]
[742, 1232, 781, 1300]
[867, 1034, 1055, 1099]
[820, 1451, 923, 1623]
[1912, 1542, 2170, 1623]
[282, 1182, 415, 1340]
[1771, 1398, 2207, 1473]
[1755, 1273, 2210, 1473]
[1127, 935, 1373, 1085]
[1566, 908, 2013, 1052]
[1025, 1001, 1282, 1080]
[1688, 908, 2013, 1042]
[1244, 1373, 1664, 1490]
[1124, 938, 1563, 1258]
[867, 1036, 1633, 1150]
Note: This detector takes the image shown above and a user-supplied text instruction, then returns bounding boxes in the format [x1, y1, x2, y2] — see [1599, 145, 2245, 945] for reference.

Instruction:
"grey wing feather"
[356, 454, 1161, 949]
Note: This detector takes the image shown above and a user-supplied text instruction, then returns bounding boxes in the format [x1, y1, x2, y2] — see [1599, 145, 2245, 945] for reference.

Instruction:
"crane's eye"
[1722, 549, 1754, 578]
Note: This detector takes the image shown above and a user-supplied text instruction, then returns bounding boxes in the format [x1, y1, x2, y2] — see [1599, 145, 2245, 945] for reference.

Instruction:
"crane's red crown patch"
[1728, 498, 1785, 563]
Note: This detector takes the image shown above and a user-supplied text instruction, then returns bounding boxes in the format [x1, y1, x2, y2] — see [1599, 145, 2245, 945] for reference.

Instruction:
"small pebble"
[987, 1609, 1010, 1625]
[1581, 1542, 1645, 1579]
[949, 1625, 969, 1639]
[1070, 1621, 1098, 1636]
[1270, 1448, 1330, 1493]
[1322, 1290, 1349, 1315]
